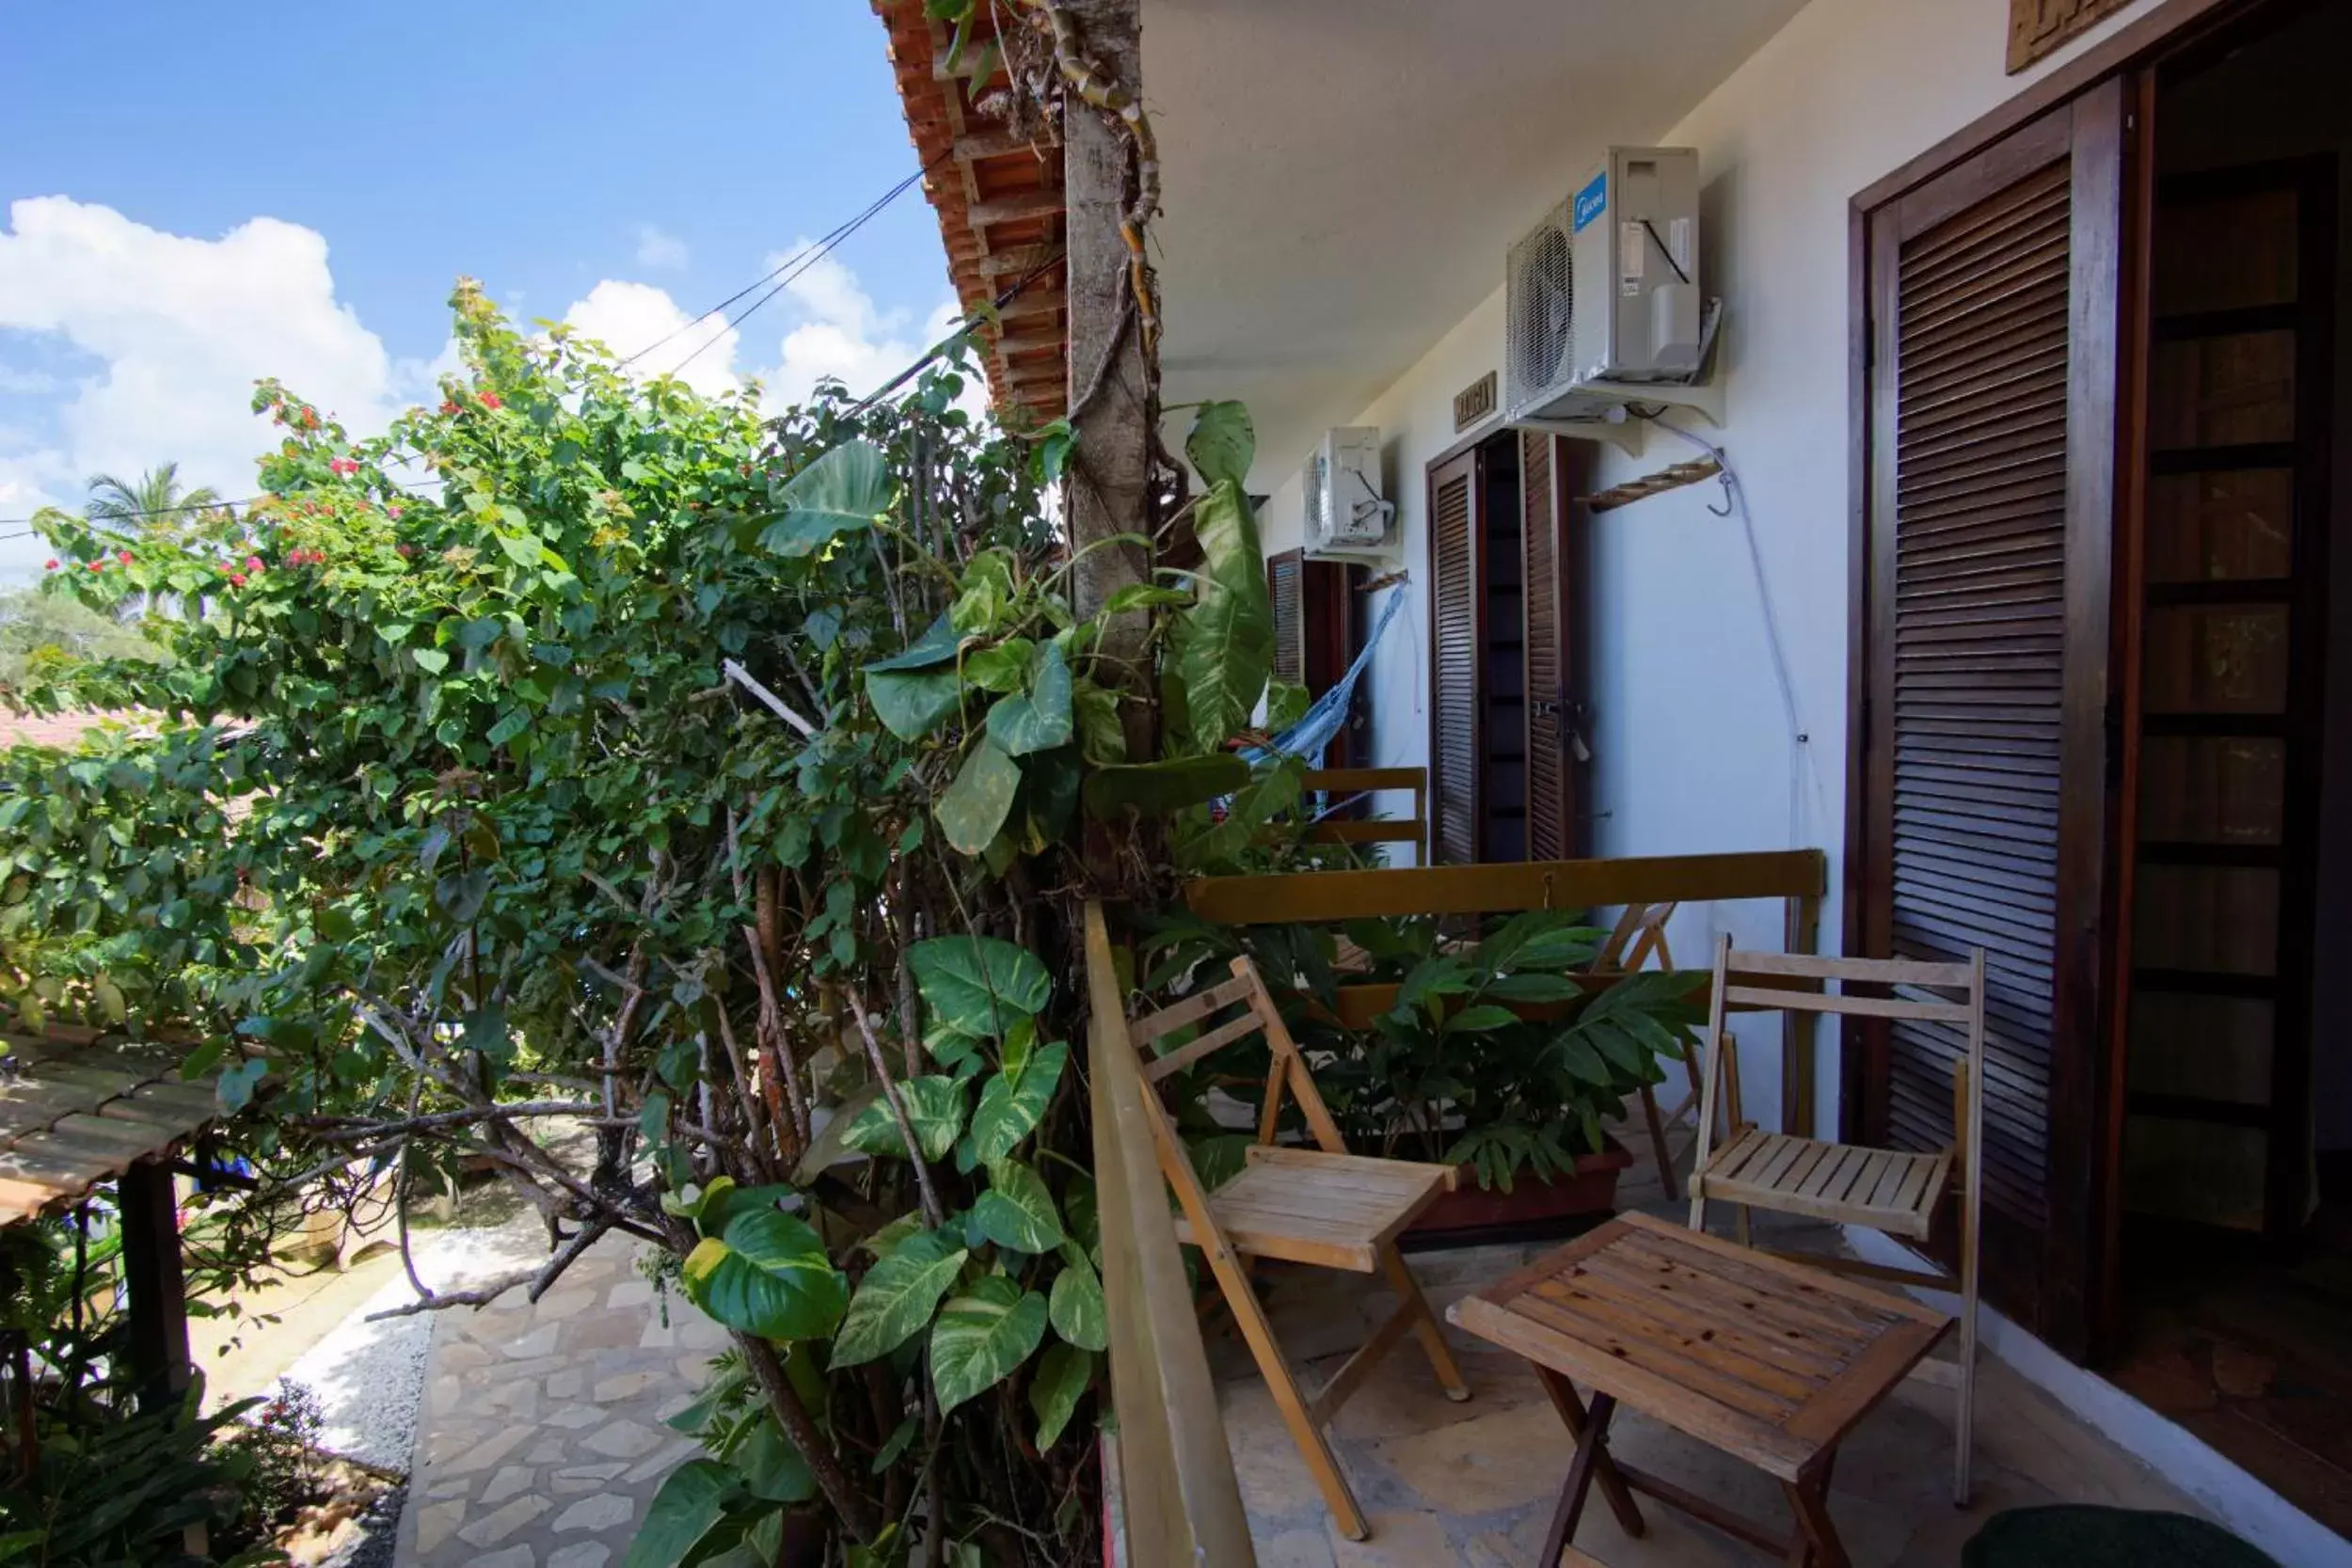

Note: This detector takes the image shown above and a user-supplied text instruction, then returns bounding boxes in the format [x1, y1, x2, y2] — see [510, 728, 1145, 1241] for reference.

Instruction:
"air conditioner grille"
[1505, 205, 1575, 417]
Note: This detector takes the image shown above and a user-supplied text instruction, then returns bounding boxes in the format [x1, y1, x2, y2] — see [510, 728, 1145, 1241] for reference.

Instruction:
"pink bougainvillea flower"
[42, 559, 57, 571]
[87, 560, 103, 571]
[479, 392, 502, 410]
[117, 549, 134, 564]
[396, 544, 416, 559]
[329, 457, 358, 477]
[438, 401, 460, 416]
[387, 505, 404, 519]
[244, 555, 265, 573]
[228, 573, 247, 588]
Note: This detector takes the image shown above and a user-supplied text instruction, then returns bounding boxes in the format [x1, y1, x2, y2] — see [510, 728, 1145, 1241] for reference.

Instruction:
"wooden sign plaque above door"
[2008, 0, 2133, 71]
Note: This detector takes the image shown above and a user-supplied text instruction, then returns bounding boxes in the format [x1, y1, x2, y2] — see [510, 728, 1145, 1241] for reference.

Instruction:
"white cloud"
[0, 197, 435, 582]
[633, 225, 689, 271]
[750, 244, 965, 412]
[560, 280, 742, 402]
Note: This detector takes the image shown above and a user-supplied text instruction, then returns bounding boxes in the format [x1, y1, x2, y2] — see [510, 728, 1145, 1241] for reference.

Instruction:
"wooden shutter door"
[1858, 81, 2127, 1354]
[1521, 431, 1581, 861]
[1267, 550, 1306, 687]
[1429, 449, 1485, 865]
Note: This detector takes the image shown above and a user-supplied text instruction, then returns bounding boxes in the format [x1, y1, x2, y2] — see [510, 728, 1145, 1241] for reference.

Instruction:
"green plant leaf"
[1029, 1342, 1095, 1449]
[1071, 679, 1126, 766]
[731, 1415, 818, 1503]
[1047, 1252, 1106, 1352]
[865, 665, 961, 742]
[930, 1275, 1048, 1416]
[1184, 401, 1256, 489]
[911, 935, 1051, 1037]
[1482, 973, 1584, 1004]
[623, 1459, 739, 1568]
[840, 1076, 967, 1163]
[973, 1159, 1064, 1253]
[983, 641, 1073, 756]
[1444, 1004, 1520, 1035]
[866, 612, 962, 672]
[767, 440, 890, 556]
[960, 1038, 1068, 1168]
[1082, 753, 1249, 817]
[832, 1230, 970, 1368]
[935, 738, 1021, 856]
[1168, 479, 1271, 750]
[680, 1208, 848, 1341]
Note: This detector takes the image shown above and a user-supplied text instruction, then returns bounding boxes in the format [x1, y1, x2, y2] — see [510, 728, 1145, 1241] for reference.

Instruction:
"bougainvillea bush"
[0, 280, 1289, 1566]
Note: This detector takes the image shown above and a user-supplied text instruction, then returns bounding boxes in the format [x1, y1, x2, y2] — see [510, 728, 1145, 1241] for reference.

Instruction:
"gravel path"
[287, 1218, 545, 1470]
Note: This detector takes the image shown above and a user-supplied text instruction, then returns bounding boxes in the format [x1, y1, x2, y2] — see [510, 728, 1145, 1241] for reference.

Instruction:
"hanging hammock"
[1240, 586, 1405, 768]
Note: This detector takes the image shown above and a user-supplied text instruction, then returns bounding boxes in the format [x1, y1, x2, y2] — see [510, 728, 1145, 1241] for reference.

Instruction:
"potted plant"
[1138, 909, 1705, 1242]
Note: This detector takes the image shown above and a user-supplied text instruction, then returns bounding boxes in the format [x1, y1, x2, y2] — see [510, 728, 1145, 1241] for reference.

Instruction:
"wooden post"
[1060, 0, 1155, 768]
[118, 1157, 192, 1414]
[1782, 892, 1820, 1138]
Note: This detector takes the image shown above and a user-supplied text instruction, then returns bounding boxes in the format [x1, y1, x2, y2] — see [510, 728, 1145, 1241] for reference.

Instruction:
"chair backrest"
[1690, 935, 1987, 1170]
[1592, 901, 1677, 974]
[1128, 957, 1350, 1156]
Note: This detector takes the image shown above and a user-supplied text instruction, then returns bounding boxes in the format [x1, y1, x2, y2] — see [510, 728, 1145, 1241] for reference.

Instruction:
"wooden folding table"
[1447, 1212, 1952, 1567]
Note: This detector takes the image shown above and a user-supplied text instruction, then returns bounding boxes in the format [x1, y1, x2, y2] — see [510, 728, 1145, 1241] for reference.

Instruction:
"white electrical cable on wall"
[1642, 418, 1819, 850]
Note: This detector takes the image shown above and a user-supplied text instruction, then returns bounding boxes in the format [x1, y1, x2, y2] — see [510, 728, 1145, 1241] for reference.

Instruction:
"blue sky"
[0, 2, 957, 579]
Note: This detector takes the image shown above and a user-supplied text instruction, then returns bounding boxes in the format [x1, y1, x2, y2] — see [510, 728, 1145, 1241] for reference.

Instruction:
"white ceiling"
[1143, 0, 1808, 484]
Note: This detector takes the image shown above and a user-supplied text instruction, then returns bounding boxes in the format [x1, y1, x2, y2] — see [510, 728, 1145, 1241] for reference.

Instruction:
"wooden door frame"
[1842, 0, 2310, 1360]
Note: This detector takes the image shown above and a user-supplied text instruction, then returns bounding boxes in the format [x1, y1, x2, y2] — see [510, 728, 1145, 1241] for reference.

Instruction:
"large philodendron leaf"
[972, 1158, 1064, 1254]
[983, 641, 1073, 756]
[762, 439, 891, 557]
[910, 935, 1051, 1039]
[680, 1207, 848, 1342]
[864, 613, 967, 741]
[624, 1460, 740, 1568]
[934, 737, 1021, 856]
[930, 1275, 1048, 1415]
[1082, 753, 1249, 818]
[1173, 479, 1273, 750]
[1185, 400, 1255, 489]
[958, 1038, 1069, 1169]
[1029, 1342, 1096, 1449]
[1048, 1250, 1106, 1352]
[831, 1229, 970, 1368]
[840, 1075, 968, 1164]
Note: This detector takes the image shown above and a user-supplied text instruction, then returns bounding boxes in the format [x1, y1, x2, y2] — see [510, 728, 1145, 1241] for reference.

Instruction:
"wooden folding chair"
[1126, 956, 1471, 1541]
[1589, 902, 1709, 1201]
[1685, 933, 1986, 1506]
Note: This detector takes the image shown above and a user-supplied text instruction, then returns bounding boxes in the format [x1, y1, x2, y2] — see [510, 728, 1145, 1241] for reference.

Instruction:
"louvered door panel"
[1859, 84, 2126, 1354]
[1429, 451, 1482, 865]
[1267, 550, 1305, 688]
[1521, 431, 1567, 861]
[1887, 158, 2071, 1226]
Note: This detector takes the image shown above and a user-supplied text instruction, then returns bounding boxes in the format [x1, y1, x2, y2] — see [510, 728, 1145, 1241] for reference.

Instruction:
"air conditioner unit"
[1303, 427, 1391, 554]
[1505, 147, 1708, 426]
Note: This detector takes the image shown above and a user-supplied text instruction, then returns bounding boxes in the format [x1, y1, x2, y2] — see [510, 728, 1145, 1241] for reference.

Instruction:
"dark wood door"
[2119, 156, 2332, 1245]
[1429, 448, 1485, 865]
[1521, 431, 1584, 861]
[1855, 81, 2130, 1354]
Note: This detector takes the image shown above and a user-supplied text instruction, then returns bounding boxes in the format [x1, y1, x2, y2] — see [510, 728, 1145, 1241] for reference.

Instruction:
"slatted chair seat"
[1126, 957, 1471, 1544]
[1694, 1129, 1951, 1242]
[1176, 1145, 1457, 1271]
[1686, 935, 1987, 1507]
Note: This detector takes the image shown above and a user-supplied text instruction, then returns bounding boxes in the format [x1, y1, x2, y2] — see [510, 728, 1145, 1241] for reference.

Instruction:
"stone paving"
[394, 1237, 729, 1568]
[1219, 1156, 2200, 1565]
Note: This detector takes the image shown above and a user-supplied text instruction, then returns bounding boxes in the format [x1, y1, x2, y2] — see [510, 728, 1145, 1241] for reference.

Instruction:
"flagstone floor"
[393, 1237, 728, 1568]
[1218, 1154, 2201, 1566]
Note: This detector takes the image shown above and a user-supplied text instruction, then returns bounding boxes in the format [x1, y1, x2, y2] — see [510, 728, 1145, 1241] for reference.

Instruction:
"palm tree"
[83, 464, 228, 620]
[85, 463, 224, 544]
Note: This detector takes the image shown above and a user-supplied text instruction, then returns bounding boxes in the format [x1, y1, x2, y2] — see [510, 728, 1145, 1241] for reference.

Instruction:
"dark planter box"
[1400, 1133, 1634, 1252]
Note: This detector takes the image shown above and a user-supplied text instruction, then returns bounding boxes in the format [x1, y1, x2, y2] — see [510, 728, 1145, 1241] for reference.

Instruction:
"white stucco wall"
[1256, 0, 2162, 1133]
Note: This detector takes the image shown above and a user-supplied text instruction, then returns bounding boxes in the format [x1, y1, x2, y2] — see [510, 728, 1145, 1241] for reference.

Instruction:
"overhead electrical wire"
[846, 249, 1065, 416]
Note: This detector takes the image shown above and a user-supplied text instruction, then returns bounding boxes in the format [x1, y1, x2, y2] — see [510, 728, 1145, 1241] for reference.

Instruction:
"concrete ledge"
[1840, 1224, 2351, 1568]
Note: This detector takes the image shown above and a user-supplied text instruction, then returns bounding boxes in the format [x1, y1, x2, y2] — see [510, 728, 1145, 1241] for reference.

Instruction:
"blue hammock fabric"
[1241, 587, 1405, 768]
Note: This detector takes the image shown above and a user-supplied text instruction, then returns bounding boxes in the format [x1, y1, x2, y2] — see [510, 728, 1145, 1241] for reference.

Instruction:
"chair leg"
[1378, 1244, 1470, 1402]
[1736, 1205, 1753, 1247]
[1204, 1247, 1370, 1539]
[1640, 1084, 1680, 1203]
[1954, 1227, 1979, 1507]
